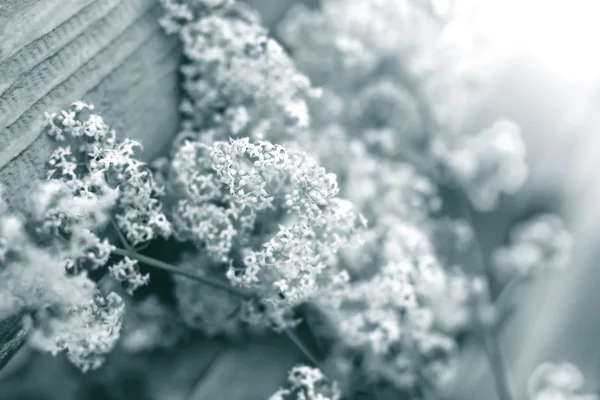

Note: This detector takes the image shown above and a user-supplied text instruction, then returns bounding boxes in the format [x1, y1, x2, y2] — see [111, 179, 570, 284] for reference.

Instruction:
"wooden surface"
[0, 0, 181, 209]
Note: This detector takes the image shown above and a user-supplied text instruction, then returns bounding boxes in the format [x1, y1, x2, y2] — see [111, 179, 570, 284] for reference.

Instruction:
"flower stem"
[457, 189, 514, 400]
[473, 314, 513, 400]
[111, 247, 249, 297]
[111, 248, 323, 376]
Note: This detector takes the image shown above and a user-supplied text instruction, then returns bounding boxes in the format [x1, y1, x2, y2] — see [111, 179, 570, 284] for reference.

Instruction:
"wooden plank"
[0, 313, 27, 372]
[0, 0, 180, 208]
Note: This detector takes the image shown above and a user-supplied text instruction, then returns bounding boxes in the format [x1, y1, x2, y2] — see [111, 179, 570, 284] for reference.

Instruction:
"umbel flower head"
[269, 365, 342, 400]
[171, 10, 316, 145]
[168, 137, 365, 329]
[314, 219, 462, 393]
[493, 213, 573, 281]
[0, 183, 125, 372]
[528, 362, 598, 400]
[43, 101, 171, 294]
[433, 119, 528, 211]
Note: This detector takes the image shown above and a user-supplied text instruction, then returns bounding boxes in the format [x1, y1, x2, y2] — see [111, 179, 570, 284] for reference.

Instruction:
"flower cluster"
[209, 139, 364, 328]
[43, 102, 171, 293]
[26, 292, 124, 372]
[433, 119, 528, 211]
[44, 101, 171, 246]
[269, 365, 342, 400]
[168, 8, 316, 145]
[0, 183, 124, 372]
[169, 137, 365, 330]
[492, 213, 573, 281]
[314, 220, 463, 393]
[528, 362, 598, 400]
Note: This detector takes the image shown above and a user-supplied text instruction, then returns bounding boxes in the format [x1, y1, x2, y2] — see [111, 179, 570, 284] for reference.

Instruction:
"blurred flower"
[174, 12, 315, 144]
[173, 252, 249, 337]
[493, 213, 573, 281]
[27, 292, 124, 373]
[528, 362, 598, 400]
[269, 365, 342, 400]
[433, 119, 528, 211]
[121, 295, 188, 353]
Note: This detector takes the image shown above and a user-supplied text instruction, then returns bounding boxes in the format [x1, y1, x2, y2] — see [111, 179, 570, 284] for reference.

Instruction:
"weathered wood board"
[0, 0, 181, 209]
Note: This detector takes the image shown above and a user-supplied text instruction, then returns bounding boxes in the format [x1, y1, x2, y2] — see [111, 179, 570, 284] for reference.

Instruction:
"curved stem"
[111, 248, 323, 376]
[111, 247, 249, 297]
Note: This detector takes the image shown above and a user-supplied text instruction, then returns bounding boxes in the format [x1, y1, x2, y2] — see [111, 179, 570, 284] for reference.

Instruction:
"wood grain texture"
[0, 313, 27, 372]
[0, 0, 181, 208]
[0, 0, 181, 369]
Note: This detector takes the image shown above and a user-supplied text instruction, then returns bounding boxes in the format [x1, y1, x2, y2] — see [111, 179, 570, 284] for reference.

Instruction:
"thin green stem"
[111, 247, 249, 297]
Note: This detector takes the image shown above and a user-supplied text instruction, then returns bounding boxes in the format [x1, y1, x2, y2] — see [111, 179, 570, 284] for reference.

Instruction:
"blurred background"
[2, 0, 600, 399]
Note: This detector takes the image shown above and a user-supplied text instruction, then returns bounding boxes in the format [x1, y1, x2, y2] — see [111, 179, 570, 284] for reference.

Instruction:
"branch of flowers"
[111, 248, 325, 372]
[110, 247, 249, 297]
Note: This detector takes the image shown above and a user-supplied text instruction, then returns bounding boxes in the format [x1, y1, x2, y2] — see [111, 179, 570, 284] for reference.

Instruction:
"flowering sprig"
[433, 119, 528, 211]
[0, 183, 125, 372]
[44, 101, 171, 246]
[528, 362, 598, 400]
[26, 292, 124, 372]
[168, 9, 316, 145]
[493, 213, 573, 281]
[269, 365, 342, 400]
[42, 101, 172, 294]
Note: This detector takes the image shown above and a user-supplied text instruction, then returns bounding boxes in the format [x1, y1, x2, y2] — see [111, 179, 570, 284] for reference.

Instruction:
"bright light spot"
[460, 0, 600, 84]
